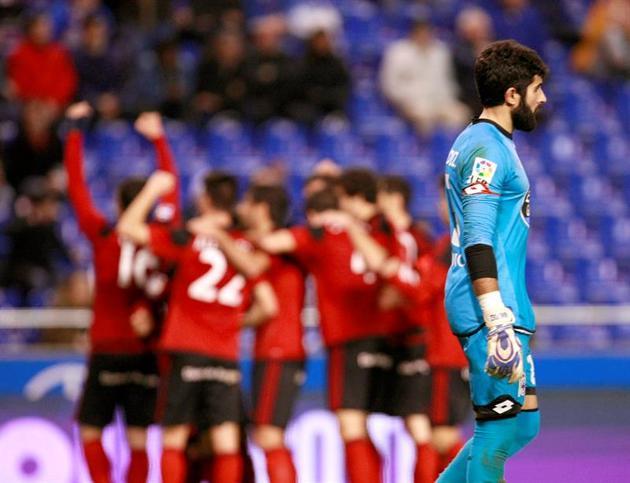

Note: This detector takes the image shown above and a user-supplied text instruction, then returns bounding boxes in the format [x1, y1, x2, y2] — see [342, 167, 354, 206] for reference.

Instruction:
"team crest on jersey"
[521, 191, 531, 218]
[469, 157, 497, 184]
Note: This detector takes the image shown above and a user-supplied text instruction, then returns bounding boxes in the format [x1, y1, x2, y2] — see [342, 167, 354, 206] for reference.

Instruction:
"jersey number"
[118, 241, 167, 297]
[188, 247, 246, 307]
[350, 252, 377, 284]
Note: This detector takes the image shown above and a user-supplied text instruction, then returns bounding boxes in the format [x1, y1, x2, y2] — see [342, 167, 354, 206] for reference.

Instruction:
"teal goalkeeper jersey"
[444, 119, 535, 336]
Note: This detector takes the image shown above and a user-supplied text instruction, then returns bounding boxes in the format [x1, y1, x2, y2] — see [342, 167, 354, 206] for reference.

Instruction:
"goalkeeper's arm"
[466, 243, 524, 384]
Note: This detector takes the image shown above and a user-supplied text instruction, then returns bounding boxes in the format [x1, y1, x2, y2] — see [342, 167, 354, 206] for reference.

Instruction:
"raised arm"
[116, 171, 177, 245]
[134, 112, 182, 224]
[63, 102, 108, 241]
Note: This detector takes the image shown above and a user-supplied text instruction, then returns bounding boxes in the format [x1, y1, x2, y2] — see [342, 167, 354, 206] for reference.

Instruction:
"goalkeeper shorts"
[460, 328, 536, 421]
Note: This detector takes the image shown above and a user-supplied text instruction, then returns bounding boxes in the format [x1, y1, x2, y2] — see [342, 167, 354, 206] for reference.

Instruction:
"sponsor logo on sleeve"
[462, 181, 498, 196]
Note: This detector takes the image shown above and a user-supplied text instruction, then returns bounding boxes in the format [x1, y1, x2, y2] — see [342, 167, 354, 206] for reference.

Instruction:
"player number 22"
[188, 247, 246, 307]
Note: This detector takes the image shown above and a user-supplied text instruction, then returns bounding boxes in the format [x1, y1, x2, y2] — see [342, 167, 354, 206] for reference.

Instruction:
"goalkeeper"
[439, 40, 548, 482]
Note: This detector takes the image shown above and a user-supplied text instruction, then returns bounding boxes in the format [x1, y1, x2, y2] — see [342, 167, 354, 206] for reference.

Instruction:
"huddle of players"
[67, 101, 470, 483]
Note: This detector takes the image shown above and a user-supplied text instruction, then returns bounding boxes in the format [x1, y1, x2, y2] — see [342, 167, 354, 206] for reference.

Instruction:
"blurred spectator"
[286, 3, 342, 39]
[486, 0, 549, 54]
[453, 7, 494, 116]
[2, 100, 63, 193]
[294, 30, 350, 123]
[0, 177, 71, 307]
[194, 29, 248, 119]
[5, 11, 77, 113]
[127, 37, 196, 118]
[50, 0, 115, 48]
[0, 165, 15, 226]
[380, 19, 469, 135]
[187, 0, 244, 36]
[73, 15, 127, 120]
[244, 14, 298, 123]
[572, 0, 630, 80]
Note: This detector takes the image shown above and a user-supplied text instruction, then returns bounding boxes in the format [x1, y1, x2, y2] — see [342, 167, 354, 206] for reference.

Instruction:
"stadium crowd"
[0, 0, 627, 482]
[0, 0, 629, 306]
[0, 0, 628, 308]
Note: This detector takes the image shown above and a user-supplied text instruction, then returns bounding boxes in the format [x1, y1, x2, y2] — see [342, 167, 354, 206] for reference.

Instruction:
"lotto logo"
[492, 400, 515, 414]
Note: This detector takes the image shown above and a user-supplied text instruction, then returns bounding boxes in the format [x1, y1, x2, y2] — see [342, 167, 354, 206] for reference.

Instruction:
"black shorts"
[385, 340, 432, 417]
[252, 359, 305, 428]
[76, 352, 159, 428]
[157, 352, 242, 428]
[429, 367, 471, 426]
[327, 337, 391, 412]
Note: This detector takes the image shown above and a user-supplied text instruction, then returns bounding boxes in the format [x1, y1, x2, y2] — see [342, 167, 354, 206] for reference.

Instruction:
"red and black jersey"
[386, 234, 467, 368]
[289, 215, 398, 347]
[64, 130, 180, 354]
[384, 226, 424, 335]
[149, 226, 254, 360]
[254, 254, 306, 361]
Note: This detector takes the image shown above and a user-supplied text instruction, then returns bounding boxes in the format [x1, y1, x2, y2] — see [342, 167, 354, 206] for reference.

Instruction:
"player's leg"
[122, 352, 160, 483]
[329, 339, 383, 483]
[206, 422, 243, 483]
[431, 367, 470, 475]
[392, 333, 436, 483]
[439, 331, 538, 482]
[203, 359, 245, 483]
[507, 350, 539, 458]
[162, 425, 192, 483]
[77, 355, 118, 483]
[80, 425, 112, 483]
[125, 427, 149, 483]
[252, 360, 304, 483]
[158, 353, 199, 483]
[405, 414, 436, 483]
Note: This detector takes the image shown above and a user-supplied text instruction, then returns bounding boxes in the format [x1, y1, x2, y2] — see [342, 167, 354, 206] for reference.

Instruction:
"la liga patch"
[471, 157, 497, 184]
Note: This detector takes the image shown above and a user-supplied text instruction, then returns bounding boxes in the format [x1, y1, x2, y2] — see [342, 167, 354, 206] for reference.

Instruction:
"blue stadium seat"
[315, 117, 357, 165]
[598, 216, 630, 263]
[567, 175, 627, 218]
[205, 116, 253, 168]
[342, 1, 383, 62]
[576, 259, 630, 303]
[260, 118, 308, 160]
[164, 120, 199, 160]
[526, 260, 580, 304]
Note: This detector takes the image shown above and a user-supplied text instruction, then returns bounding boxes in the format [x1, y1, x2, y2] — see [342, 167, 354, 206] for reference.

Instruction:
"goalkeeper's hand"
[478, 291, 524, 384]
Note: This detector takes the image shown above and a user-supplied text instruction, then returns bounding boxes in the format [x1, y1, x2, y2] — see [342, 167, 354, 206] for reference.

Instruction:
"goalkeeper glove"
[478, 291, 524, 384]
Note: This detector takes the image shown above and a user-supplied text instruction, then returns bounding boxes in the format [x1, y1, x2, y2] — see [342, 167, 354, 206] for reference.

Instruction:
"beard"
[511, 97, 538, 132]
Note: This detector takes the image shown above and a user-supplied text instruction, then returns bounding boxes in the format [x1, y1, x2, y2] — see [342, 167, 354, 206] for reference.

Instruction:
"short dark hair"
[379, 175, 412, 207]
[203, 171, 238, 212]
[474, 40, 548, 108]
[338, 168, 378, 203]
[249, 184, 290, 229]
[305, 187, 338, 214]
[117, 177, 146, 210]
[304, 173, 338, 192]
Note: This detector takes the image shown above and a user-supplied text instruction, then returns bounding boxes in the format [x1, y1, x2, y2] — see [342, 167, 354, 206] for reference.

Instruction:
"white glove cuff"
[478, 291, 512, 327]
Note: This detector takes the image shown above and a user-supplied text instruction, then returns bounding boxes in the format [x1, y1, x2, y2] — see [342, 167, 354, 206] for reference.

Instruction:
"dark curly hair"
[474, 40, 548, 108]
